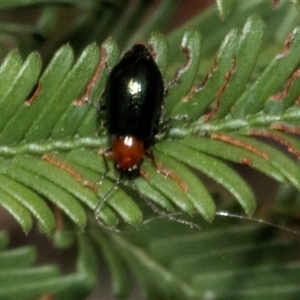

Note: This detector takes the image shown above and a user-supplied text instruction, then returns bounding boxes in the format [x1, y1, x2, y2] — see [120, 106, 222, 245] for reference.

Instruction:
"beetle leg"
[94, 175, 127, 233]
[97, 148, 113, 184]
[94, 164, 129, 233]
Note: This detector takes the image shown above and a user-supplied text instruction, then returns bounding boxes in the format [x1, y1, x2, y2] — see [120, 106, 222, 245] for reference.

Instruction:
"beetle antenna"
[131, 179, 201, 230]
[216, 211, 300, 236]
[94, 176, 128, 233]
[143, 210, 201, 230]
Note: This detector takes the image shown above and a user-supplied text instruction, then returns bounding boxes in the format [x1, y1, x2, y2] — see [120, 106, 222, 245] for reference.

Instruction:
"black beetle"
[95, 44, 200, 231]
[103, 44, 164, 176]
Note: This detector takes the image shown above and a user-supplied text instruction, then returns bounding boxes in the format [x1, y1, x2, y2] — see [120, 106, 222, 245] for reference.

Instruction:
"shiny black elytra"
[103, 44, 164, 176]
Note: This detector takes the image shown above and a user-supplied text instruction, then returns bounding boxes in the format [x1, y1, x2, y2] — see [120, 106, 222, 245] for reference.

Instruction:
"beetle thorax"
[111, 135, 145, 172]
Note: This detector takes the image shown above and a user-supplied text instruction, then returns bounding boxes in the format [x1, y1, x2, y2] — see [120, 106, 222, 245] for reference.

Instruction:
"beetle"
[94, 43, 199, 231]
[94, 44, 167, 228]
[101, 43, 164, 177]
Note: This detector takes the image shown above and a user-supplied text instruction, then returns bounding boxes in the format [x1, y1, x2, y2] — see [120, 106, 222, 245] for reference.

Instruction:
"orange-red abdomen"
[112, 136, 144, 172]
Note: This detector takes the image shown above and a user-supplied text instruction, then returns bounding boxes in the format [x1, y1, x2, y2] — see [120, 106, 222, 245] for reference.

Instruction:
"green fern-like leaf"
[1, 2, 300, 299]
[91, 217, 300, 299]
[0, 11, 300, 233]
[0, 230, 98, 300]
[3, 216, 300, 299]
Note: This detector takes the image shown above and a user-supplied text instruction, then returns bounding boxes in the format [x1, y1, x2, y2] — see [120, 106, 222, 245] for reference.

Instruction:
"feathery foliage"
[1, 0, 300, 299]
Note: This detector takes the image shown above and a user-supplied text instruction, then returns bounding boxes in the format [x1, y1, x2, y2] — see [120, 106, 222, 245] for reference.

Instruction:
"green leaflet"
[193, 262, 300, 299]
[77, 38, 119, 137]
[148, 32, 169, 76]
[67, 149, 143, 227]
[51, 56, 100, 138]
[12, 155, 99, 211]
[112, 233, 196, 299]
[155, 141, 256, 216]
[149, 225, 275, 265]
[232, 26, 300, 117]
[153, 150, 216, 222]
[237, 136, 300, 191]
[0, 246, 36, 269]
[97, 180, 143, 227]
[133, 177, 175, 212]
[173, 239, 296, 280]
[0, 174, 55, 236]
[216, 0, 235, 19]
[0, 50, 23, 100]
[92, 231, 131, 298]
[0, 44, 74, 145]
[264, 70, 300, 115]
[171, 27, 239, 119]
[114, 220, 300, 300]
[0, 232, 98, 300]
[165, 28, 201, 116]
[140, 159, 195, 215]
[65, 151, 120, 227]
[25, 44, 100, 142]
[212, 15, 264, 120]
[182, 135, 285, 183]
[0, 189, 33, 234]
[0, 52, 42, 132]
[0, 158, 87, 229]
[171, 16, 264, 121]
